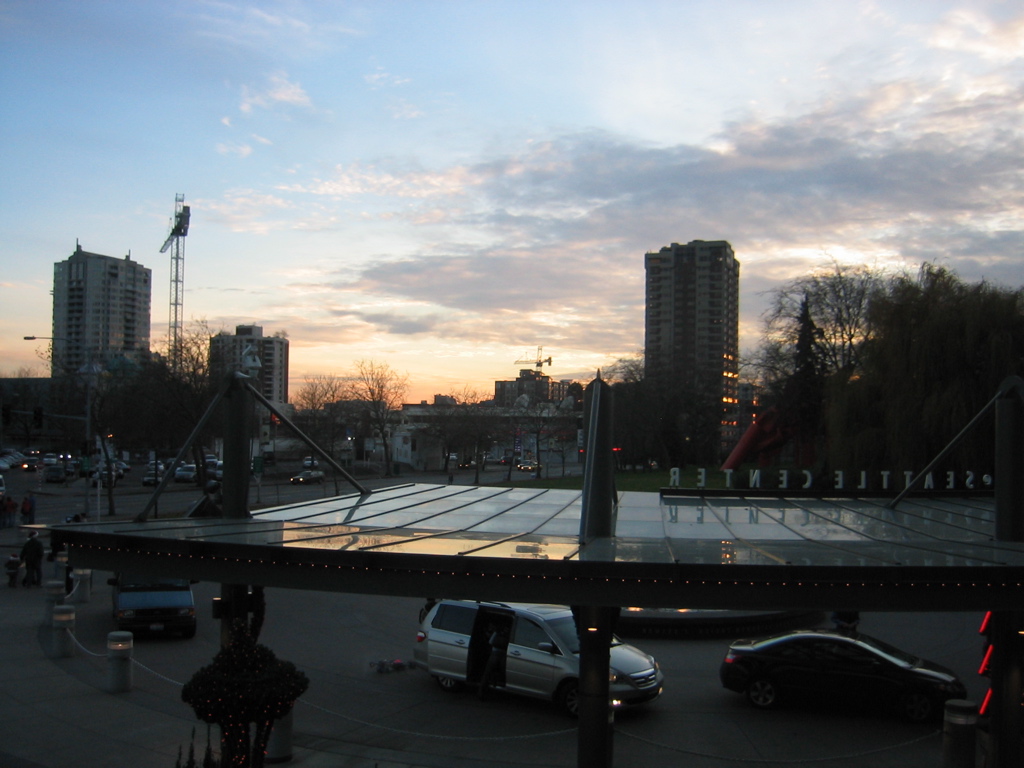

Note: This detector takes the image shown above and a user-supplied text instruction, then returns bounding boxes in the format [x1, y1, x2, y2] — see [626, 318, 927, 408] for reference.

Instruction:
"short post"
[51, 605, 75, 658]
[52, 551, 67, 579]
[106, 631, 133, 693]
[71, 569, 92, 603]
[266, 709, 294, 764]
[942, 699, 977, 768]
[44, 579, 64, 623]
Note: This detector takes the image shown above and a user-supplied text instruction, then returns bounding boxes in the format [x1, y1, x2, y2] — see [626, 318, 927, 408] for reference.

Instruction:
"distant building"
[644, 240, 741, 449]
[494, 369, 570, 408]
[51, 244, 152, 375]
[209, 325, 289, 408]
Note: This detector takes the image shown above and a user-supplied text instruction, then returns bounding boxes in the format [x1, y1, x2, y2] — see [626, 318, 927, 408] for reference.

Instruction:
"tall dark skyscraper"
[644, 240, 740, 450]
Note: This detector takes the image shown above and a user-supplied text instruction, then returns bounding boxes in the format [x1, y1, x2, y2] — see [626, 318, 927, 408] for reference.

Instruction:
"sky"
[2, 1, 1023, 404]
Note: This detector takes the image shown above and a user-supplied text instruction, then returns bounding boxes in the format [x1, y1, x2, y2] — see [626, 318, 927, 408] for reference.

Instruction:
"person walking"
[19, 531, 44, 587]
[0, 496, 15, 528]
[20, 492, 36, 525]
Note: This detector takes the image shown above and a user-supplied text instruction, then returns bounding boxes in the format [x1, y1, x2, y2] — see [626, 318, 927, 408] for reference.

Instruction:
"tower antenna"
[160, 194, 190, 368]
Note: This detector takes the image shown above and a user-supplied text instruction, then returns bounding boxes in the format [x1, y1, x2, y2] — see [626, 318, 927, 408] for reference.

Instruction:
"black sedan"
[719, 629, 966, 722]
[290, 470, 325, 485]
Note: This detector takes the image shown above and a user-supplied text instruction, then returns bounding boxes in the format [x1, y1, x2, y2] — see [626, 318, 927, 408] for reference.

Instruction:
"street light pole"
[24, 335, 93, 519]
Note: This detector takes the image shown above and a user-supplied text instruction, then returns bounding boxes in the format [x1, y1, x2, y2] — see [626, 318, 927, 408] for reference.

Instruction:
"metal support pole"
[989, 387, 1024, 768]
[51, 605, 75, 658]
[574, 376, 618, 768]
[221, 373, 254, 648]
[106, 631, 133, 693]
[575, 604, 616, 768]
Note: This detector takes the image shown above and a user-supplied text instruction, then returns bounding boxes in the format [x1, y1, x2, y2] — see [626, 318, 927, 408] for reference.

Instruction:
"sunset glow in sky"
[2, 1, 1023, 402]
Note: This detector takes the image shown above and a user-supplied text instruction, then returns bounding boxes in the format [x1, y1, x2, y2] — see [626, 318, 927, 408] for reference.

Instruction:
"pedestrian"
[5, 553, 20, 587]
[20, 531, 44, 587]
[20, 492, 36, 525]
[478, 623, 509, 699]
[0, 496, 14, 528]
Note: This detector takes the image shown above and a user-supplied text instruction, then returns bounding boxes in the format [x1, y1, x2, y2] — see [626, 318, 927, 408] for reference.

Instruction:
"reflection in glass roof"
[53, 483, 1024, 570]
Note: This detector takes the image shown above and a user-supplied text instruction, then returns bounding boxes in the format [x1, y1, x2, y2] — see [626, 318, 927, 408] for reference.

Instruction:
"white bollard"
[942, 699, 978, 768]
[266, 709, 294, 764]
[44, 580, 64, 623]
[52, 605, 75, 658]
[70, 569, 92, 603]
[106, 631, 133, 693]
[52, 551, 68, 579]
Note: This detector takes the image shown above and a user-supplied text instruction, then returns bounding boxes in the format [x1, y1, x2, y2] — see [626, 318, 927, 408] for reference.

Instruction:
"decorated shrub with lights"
[181, 623, 309, 768]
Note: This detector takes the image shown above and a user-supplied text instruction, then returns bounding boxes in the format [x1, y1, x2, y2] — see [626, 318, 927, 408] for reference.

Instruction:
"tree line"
[607, 261, 1024, 481]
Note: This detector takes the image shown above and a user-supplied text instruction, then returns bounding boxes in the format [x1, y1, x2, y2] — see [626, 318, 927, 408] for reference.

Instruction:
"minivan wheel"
[435, 675, 463, 692]
[557, 679, 580, 717]
[745, 678, 780, 709]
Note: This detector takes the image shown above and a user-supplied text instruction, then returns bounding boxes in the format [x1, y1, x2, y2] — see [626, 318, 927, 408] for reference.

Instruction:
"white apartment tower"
[644, 240, 740, 446]
[51, 244, 152, 375]
[209, 325, 289, 407]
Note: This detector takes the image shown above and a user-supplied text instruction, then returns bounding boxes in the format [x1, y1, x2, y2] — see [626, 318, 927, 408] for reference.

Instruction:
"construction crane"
[515, 346, 552, 370]
[160, 194, 190, 369]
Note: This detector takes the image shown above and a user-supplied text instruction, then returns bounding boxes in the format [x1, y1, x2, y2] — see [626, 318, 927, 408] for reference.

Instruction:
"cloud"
[287, 69, 1020, 356]
[216, 142, 253, 158]
[240, 73, 312, 114]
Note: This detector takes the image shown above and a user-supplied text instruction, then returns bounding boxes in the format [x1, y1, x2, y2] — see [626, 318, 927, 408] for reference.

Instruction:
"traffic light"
[32, 407, 43, 428]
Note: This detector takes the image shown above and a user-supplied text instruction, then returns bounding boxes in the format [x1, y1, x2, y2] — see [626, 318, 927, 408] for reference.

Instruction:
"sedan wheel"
[746, 678, 780, 709]
[901, 692, 934, 723]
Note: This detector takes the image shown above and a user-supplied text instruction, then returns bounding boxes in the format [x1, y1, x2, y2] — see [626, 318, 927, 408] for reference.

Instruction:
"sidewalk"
[0, 571, 460, 768]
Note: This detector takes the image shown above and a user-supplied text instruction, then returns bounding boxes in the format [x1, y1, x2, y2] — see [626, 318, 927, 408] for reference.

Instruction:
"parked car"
[290, 470, 325, 485]
[414, 600, 663, 716]
[302, 456, 318, 468]
[42, 452, 58, 466]
[141, 468, 162, 486]
[719, 629, 966, 722]
[42, 464, 66, 483]
[107, 573, 196, 638]
[174, 464, 198, 483]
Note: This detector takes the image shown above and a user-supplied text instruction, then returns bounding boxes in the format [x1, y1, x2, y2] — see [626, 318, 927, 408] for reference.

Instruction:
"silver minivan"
[413, 600, 663, 715]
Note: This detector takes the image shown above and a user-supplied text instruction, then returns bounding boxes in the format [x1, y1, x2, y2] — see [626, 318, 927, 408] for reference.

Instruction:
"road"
[2, 463, 990, 767]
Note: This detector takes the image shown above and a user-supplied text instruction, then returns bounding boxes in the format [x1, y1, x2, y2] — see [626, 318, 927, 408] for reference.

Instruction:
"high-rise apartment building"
[644, 240, 740, 448]
[494, 369, 570, 408]
[209, 325, 289, 407]
[51, 244, 152, 375]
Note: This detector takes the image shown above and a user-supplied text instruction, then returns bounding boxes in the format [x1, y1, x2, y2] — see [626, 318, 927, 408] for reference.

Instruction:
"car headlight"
[609, 668, 627, 684]
[119, 609, 135, 619]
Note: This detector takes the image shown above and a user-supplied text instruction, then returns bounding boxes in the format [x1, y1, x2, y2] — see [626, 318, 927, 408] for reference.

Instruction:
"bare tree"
[755, 259, 887, 394]
[293, 374, 352, 458]
[345, 360, 408, 476]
